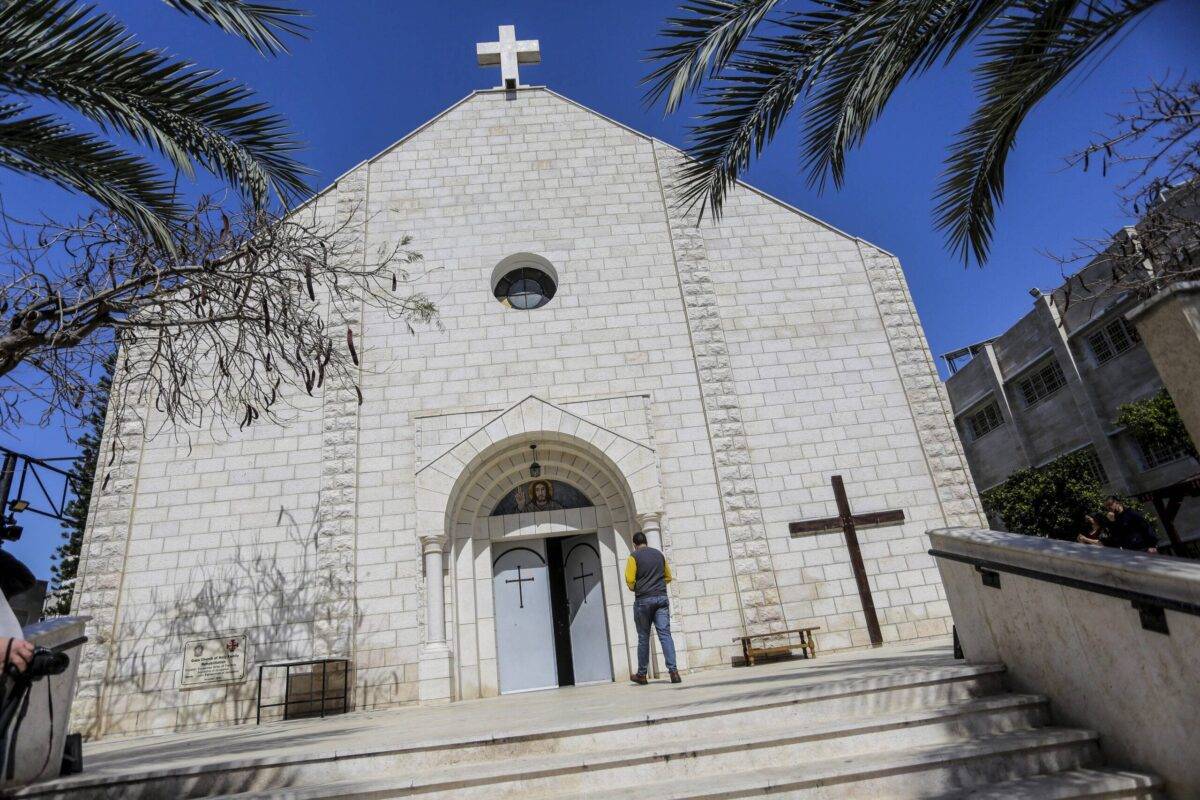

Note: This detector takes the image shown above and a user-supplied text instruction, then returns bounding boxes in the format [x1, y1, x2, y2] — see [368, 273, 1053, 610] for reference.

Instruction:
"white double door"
[492, 534, 612, 694]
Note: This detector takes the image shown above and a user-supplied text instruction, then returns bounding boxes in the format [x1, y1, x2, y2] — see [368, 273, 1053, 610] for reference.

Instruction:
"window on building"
[1136, 437, 1190, 470]
[1078, 447, 1108, 485]
[1086, 317, 1141, 365]
[963, 401, 1004, 442]
[1016, 359, 1067, 407]
[493, 265, 556, 309]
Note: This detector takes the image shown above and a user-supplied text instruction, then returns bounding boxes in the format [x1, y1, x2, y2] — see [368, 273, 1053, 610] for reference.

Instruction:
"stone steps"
[21, 659, 1162, 800]
[219, 694, 1058, 799]
[931, 768, 1164, 799]
[564, 732, 1156, 800]
[20, 662, 1007, 799]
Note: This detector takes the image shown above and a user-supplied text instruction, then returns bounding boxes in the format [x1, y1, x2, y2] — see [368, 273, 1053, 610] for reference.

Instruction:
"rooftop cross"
[476, 24, 540, 89]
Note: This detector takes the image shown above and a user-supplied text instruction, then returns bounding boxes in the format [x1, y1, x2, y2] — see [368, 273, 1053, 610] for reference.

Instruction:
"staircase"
[19, 647, 1162, 799]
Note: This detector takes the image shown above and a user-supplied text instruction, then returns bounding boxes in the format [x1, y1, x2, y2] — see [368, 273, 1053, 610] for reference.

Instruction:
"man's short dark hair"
[632, 531, 648, 547]
[1106, 495, 1122, 503]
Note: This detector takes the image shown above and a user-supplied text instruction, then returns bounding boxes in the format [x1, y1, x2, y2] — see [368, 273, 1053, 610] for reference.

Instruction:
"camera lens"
[27, 648, 69, 679]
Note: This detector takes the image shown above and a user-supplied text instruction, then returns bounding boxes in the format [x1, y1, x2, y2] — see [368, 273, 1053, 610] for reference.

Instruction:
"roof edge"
[293, 86, 897, 257]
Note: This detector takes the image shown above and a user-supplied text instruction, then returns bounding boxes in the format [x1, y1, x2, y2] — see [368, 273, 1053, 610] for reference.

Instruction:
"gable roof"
[298, 86, 892, 255]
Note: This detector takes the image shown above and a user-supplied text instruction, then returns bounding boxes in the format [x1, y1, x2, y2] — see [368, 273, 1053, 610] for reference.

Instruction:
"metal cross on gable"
[476, 24, 541, 89]
[788, 475, 906, 648]
[505, 565, 536, 609]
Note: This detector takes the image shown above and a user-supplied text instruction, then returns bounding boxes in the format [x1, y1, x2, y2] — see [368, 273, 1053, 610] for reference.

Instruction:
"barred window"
[1078, 447, 1108, 485]
[1017, 360, 1067, 407]
[1137, 437, 1190, 470]
[1087, 317, 1141, 365]
[963, 401, 1004, 442]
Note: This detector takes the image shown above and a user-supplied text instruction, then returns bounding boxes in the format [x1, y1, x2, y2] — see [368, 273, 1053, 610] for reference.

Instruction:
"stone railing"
[1, 616, 88, 789]
[928, 528, 1199, 799]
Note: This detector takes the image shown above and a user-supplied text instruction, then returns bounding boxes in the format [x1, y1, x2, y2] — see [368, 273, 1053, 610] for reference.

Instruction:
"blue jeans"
[634, 594, 677, 675]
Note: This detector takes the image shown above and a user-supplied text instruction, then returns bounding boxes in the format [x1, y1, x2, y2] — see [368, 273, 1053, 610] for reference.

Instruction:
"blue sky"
[4, 0, 1199, 578]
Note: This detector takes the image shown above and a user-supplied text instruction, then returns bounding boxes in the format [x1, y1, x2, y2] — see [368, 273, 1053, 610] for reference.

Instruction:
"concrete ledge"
[927, 527, 1200, 608]
[929, 528, 1198, 799]
[1126, 280, 1200, 322]
[2, 616, 89, 790]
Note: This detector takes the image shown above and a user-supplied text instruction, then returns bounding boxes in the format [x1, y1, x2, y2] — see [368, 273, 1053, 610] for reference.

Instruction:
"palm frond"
[644, 0, 784, 113]
[0, 105, 177, 248]
[162, 0, 309, 56]
[673, 40, 814, 218]
[797, 0, 998, 189]
[936, 0, 1161, 263]
[0, 0, 312, 209]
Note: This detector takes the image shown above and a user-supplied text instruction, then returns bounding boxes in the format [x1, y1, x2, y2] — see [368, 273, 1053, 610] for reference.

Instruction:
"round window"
[494, 266, 556, 309]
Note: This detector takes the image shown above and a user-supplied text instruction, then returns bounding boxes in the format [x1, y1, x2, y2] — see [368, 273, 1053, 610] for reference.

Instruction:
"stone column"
[418, 533, 452, 703]
[637, 511, 663, 550]
[1129, 282, 1200, 450]
[421, 534, 448, 646]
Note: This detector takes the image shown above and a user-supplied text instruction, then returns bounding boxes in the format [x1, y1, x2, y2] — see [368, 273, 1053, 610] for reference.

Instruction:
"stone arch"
[413, 396, 665, 702]
[417, 395, 662, 541]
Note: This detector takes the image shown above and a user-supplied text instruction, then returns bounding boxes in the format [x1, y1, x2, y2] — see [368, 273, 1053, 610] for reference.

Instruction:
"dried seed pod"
[346, 328, 359, 366]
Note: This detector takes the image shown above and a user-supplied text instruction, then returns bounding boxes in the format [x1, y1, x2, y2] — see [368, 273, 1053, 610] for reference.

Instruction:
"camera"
[0, 515, 21, 542]
[7, 647, 69, 681]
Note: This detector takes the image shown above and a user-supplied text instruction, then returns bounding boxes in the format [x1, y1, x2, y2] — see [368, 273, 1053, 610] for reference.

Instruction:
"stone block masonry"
[312, 165, 369, 662]
[653, 142, 786, 636]
[69, 85, 983, 738]
[857, 244, 985, 530]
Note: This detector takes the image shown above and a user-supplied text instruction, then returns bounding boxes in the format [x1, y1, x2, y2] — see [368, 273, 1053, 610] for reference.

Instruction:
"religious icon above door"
[491, 479, 593, 516]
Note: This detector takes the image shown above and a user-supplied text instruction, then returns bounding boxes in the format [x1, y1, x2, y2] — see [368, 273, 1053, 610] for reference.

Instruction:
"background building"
[943, 227, 1200, 544]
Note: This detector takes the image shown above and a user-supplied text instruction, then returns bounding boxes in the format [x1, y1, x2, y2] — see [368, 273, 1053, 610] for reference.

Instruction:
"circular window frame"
[491, 253, 559, 310]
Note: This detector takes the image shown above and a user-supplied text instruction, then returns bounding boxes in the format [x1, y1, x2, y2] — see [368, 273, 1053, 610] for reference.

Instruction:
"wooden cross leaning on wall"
[789, 475, 906, 648]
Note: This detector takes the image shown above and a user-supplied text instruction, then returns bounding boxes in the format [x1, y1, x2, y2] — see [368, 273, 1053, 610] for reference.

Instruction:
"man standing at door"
[625, 531, 681, 685]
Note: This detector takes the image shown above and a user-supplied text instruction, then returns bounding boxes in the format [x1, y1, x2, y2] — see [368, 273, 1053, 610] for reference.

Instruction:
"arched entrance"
[414, 396, 666, 702]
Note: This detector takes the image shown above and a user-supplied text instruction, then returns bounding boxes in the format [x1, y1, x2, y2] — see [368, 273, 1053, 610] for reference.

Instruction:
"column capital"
[419, 533, 447, 555]
[636, 511, 663, 529]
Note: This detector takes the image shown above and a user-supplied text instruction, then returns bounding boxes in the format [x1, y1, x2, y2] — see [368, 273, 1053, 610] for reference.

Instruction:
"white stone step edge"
[214, 694, 1055, 800]
[930, 767, 1164, 799]
[557, 728, 1104, 800]
[18, 662, 1007, 798]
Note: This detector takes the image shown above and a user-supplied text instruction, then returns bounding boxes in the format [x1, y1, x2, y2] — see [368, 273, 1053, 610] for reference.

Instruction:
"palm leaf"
[163, 0, 309, 56]
[0, 105, 177, 247]
[0, 0, 312, 211]
[644, 0, 784, 113]
[936, 0, 1161, 263]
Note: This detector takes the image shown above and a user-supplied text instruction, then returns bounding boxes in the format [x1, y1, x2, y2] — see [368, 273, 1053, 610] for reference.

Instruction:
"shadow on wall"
[93, 502, 379, 737]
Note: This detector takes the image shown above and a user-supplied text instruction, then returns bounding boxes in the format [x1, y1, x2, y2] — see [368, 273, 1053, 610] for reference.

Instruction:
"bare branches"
[1070, 74, 1200, 210]
[0, 195, 436, 431]
[1052, 76, 1200, 306]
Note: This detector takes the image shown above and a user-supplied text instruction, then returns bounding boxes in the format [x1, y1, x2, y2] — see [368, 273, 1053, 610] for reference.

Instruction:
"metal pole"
[831, 475, 883, 647]
[0, 452, 17, 513]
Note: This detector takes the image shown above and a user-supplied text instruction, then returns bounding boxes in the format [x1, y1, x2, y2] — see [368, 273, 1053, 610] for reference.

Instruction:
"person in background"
[1076, 512, 1110, 547]
[1078, 498, 1158, 552]
[624, 531, 680, 685]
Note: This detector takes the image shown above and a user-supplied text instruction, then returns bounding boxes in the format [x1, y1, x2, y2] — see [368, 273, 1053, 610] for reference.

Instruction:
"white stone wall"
[697, 180, 982, 650]
[72, 87, 980, 738]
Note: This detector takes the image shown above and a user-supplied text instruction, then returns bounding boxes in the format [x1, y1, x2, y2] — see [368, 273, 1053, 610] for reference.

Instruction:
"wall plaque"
[180, 634, 247, 688]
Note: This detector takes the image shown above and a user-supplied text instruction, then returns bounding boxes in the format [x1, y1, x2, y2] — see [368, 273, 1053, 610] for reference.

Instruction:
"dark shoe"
[669, 670, 682, 684]
[630, 673, 648, 685]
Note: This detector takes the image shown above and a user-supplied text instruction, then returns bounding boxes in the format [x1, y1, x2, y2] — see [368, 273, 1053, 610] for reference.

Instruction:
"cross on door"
[506, 565, 536, 609]
[788, 475, 906, 648]
[572, 561, 595, 603]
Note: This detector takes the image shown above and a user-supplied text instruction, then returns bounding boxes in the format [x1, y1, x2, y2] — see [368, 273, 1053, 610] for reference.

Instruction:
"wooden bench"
[733, 626, 820, 666]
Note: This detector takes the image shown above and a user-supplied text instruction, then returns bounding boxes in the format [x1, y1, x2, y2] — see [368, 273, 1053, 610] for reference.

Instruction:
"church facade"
[69, 58, 983, 738]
